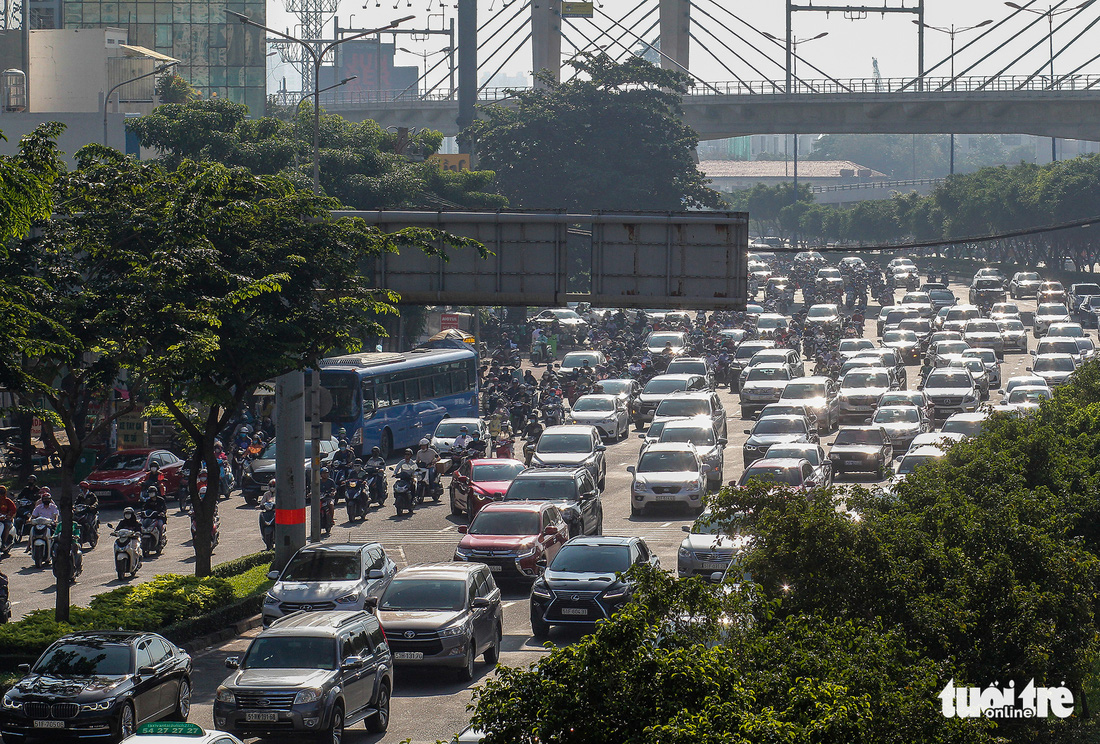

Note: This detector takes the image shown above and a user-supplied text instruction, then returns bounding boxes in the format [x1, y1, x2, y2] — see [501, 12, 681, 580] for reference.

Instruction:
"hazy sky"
[265, 0, 1100, 93]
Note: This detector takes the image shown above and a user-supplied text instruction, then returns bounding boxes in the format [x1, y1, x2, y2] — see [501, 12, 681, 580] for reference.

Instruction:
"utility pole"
[456, 0, 476, 155]
[274, 373, 305, 568]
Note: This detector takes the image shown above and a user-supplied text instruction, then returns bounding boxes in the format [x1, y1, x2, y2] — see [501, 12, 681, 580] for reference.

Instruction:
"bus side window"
[435, 372, 452, 396]
[362, 381, 377, 416]
[405, 379, 421, 404]
[375, 383, 391, 409]
[451, 370, 468, 393]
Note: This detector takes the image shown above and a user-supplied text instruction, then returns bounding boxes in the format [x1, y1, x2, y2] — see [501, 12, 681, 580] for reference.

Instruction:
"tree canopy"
[126, 97, 506, 211]
[466, 53, 722, 212]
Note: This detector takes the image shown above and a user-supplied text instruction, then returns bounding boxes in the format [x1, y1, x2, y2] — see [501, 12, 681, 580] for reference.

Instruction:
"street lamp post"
[227, 11, 414, 194]
[397, 46, 450, 95]
[103, 61, 178, 147]
[298, 75, 359, 106]
[914, 19, 992, 174]
[1005, 1, 1094, 162]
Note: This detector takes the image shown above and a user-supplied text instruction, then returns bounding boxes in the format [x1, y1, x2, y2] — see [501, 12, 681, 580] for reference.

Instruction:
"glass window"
[34, 643, 132, 676]
[361, 380, 376, 415]
[136, 2, 152, 23]
[451, 369, 469, 393]
[150, 638, 172, 663]
[242, 637, 337, 670]
[173, 1, 189, 22]
[135, 642, 154, 669]
[155, 24, 172, 48]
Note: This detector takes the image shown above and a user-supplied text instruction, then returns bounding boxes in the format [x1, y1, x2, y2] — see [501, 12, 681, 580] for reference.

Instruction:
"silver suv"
[530, 425, 607, 488]
[263, 544, 397, 626]
[215, 610, 393, 741]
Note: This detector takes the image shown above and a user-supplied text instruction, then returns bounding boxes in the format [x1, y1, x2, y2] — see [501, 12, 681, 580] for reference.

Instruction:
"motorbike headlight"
[80, 700, 112, 712]
[440, 621, 471, 638]
[263, 592, 279, 606]
[215, 687, 236, 704]
[334, 592, 359, 605]
[293, 688, 323, 705]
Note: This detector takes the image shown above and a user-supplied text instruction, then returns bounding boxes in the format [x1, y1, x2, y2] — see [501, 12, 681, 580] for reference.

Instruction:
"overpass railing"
[276, 74, 1100, 109]
[812, 178, 944, 194]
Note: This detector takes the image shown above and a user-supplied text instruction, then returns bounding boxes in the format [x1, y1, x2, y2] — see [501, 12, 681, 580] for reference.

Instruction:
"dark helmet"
[320, 467, 329, 475]
[338, 439, 349, 448]
[123, 507, 135, 518]
[26, 475, 37, 484]
[371, 446, 382, 456]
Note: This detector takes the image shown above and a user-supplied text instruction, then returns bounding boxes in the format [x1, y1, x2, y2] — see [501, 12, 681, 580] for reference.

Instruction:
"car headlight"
[744, 444, 758, 451]
[687, 479, 700, 490]
[80, 700, 113, 712]
[517, 546, 537, 559]
[454, 546, 473, 560]
[678, 546, 694, 560]
[293, 688, 323, 705]
[632, 479, 648, 493]
[2, 695, 19, 710]
[440, 621, 471, 638]
[602, 585, 630, 600]
[334, 592, 359, 605]
[215, 687, 236, 704]
[531, 584, 551, 599]
[263, 592, 279, 606]
[124, 474, 146, 484]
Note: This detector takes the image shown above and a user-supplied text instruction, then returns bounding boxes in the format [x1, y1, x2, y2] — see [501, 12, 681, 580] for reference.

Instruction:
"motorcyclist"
[16, 475, 40, 504]
[259, 478, 276, 508]
[394, 449, 418, 479]
[30, 492, 58, 525]
[332, 440, 354, 469]
[364, 447, 388, 502]
[117, 506, 141, 533]
[142, 462, 165, 497]
[452, 426, 474, 451]
[75, 483, 99, 511]
[318, 467, 337, 499]
[415, 438, 441, 491]
[0, 487, 15, 546]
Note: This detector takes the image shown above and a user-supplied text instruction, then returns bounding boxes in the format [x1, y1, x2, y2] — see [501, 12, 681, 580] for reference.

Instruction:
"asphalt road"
[4, 280, 1047, 743]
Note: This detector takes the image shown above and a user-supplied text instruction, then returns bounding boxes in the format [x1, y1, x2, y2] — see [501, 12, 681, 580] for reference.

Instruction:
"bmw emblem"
[404, 630, 416, 638]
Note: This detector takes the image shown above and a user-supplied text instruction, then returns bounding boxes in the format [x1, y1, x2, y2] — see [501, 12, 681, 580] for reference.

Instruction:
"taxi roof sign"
[136, 722, 205, 737]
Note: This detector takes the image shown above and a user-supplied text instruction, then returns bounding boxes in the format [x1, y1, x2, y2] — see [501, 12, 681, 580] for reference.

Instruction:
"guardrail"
[276, 74, 1100, 108]
[812, 178, 945, 194]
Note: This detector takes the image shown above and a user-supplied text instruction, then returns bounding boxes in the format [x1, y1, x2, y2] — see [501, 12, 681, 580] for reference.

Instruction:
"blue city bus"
[318, 348, 480, 457]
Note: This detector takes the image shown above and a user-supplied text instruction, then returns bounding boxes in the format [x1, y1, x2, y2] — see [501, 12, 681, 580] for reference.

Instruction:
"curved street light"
[102, 61, 178, 147]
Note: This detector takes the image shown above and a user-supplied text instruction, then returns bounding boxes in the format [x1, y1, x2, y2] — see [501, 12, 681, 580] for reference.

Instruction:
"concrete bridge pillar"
[532, 0, 562, 87]
[659, 0, 690, 72]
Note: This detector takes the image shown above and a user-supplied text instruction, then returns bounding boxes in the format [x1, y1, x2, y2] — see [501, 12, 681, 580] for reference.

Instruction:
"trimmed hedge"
[0, 551, 275, 668]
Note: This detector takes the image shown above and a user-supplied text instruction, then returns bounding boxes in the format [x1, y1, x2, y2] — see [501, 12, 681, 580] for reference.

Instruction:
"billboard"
[334, 210, 750, 310]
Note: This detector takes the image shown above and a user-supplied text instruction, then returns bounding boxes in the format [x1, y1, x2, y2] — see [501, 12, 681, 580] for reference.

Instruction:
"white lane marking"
[661, 522, 672, 527]
[504, 601, 518, 608]
[393, 545, 407, 567]
[441, 525, 457, 532]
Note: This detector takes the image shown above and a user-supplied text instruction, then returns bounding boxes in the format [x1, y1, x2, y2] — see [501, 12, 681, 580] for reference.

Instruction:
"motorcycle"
[74, 504, 99, 549]
[29, 516, 54, 568]
[140, 508, 167, 558]
[495, 437, 514, 460]
[320, 492, 335, 535]
[51, 530, 82, 584]
[13, 498, 33, 544]
[112, 527, 142, 580]
[530, 342, 552, 365]
[345, 479, 368, 522]
[413, 466, 433, 505]
[0, 517, 13, 557]
[364, 466, 387, 507]
[191, 508, 220, 552]
[231, 447, 247, 490]
[393, 472, 415, 516]
[258, 501, 276, 550]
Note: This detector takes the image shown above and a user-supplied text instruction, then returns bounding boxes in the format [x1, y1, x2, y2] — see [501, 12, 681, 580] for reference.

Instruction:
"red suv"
[449, 458, 526, 519]
[454, 502, 568, 581]
[83, 448, 184, 504]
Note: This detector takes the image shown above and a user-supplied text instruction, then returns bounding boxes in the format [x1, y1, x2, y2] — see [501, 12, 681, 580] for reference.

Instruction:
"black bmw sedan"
[0, 631, 192, 743]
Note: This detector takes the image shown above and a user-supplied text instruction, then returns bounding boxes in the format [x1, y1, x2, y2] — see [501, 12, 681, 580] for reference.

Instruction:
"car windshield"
[929, 290, 955, 302]
[1035, 356, 1076, 372]
[637, 451, 698, 472]
[999, 320, 1025, 331]
[505, 478, 577, 501]
[941, 418, 986, 436]
[1017, 273, 1040, 281]
[660, 427, 715, 447]
[966, 321, 999, 333]
[902, 293, 929, 303]
[735, 345, 771, 361]
[936, 342, 969, 355]
[897, 454, 940, 475]
[1038, 304, 1069, 315]
[381, 579, 466, 611]
[536, 433, 593, 454]
[880, 393, 918, 406]
[97, 453, 148, 471]
[1075, 284, 1100, 295]
[746, 367, 789, 382]
[992, 304, 1018, 314]
[834, 429, 885, 445]
[842, 371, 890, 388]
[974, 278, 1002, 289]
[1049, 325, 1084, 337]
[883, 331, 918, 343]
[782, 383, 825, 400]
[768, 446, 819, 465]
[469, 510, 540, 536]
[34, 642, 132, 676]
[647, 333, 684, 349]
[926, 371, 973, 388]
[471, 462, 526, 482]
[839, 340, 874, 352]
[873, 408, 920, 424]
[550, 545, 631, 574]
[807, 306, 837, 319]
[435, 420, 476, 438]
[562, 352, 600, 368]
[964, 350, 996, 364]
[548, 309, 581, 321]
[757, 317, 787, 330]
[259, 440, 321, 461]
[666, 361, 707, 375]
[281, 552, 360, 581]
[1009, 389, 1050, 404]
[655, 399, 709, 417]
[739, 466, 801, 487]
[595, 380, 631, 395]
[242, 637, 337, 670]
[643, 379, 688, 395]
[572, 398, 614, 412]
[946, 309, 979, 321]
[753, 419, 805, 435]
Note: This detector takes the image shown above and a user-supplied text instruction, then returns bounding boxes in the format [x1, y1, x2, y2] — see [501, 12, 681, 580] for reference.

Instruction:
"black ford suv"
[214, 610, 392, 743]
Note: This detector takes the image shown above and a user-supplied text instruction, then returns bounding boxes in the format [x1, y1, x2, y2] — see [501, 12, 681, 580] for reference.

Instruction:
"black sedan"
[0, 631, 192, 742]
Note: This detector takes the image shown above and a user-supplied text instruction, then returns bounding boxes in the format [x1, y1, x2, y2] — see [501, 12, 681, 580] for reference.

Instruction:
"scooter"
[258, 502, 276, 550]
[140, 509, 167, 558]
[29, 516, 54, 568]
[112, 527, 141, 581]
[320, 493, 335, 535]
[346, 480, 368, 522]
[364, 466, 387, 507]
[0, 518, 13, 557]
[414, 466, 432, 505]
[13, 498, 33, 544]
[495, 437, 514, 460]
[74, 504, 99, 549]
[393, 472, 415, 516]
[51, 530, 82, 584]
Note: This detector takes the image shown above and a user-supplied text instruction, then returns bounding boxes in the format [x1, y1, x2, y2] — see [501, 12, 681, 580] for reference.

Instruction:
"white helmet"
[419, 438, 430, 446]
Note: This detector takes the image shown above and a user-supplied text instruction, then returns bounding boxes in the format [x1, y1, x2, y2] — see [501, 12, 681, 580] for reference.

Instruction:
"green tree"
[466, 53, 721, 211]
[0, 123, 63, 246]
[126, 97, 506, 210]
[154, 73, 198, 104]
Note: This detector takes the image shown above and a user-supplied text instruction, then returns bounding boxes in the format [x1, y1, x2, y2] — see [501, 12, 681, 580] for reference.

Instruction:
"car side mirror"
[682, 525, 690, 532]
[17, 664, 30, 674]
[224, 657, 240, 669]
[626, 465, 635, 474]
[595, 444, 607, 452]
[367, 569, 384, 579]
[718, 438, 727, 446]
[637, 434, 646, 439]
[457, 525, 468, 534]
[710, 571, 724, 583]
[341, 656, 365, 670]
[543, 525, 558, 536]
[472, 597, 492, 609]
[137, 665, 156, 677]
[743, 429, 752, 435]
[266, 570, 280, 581]
[364, 596, 379, 610]
[864, 418, 872, 424]
[1026, 367, 1033, 372]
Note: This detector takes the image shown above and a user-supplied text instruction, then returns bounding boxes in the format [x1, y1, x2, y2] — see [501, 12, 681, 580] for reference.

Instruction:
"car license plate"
[844, 460, 860, 467]
[394, 651, 424, 660]
[487, 564, 502, 572]
[561, 607, 588, 616]
[95, 491, 111, 498]
[702, 561, 728, 570]
[245, 712, 278, 722]
[34, 721, 65, 729]
[656, 494, 676, 501]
